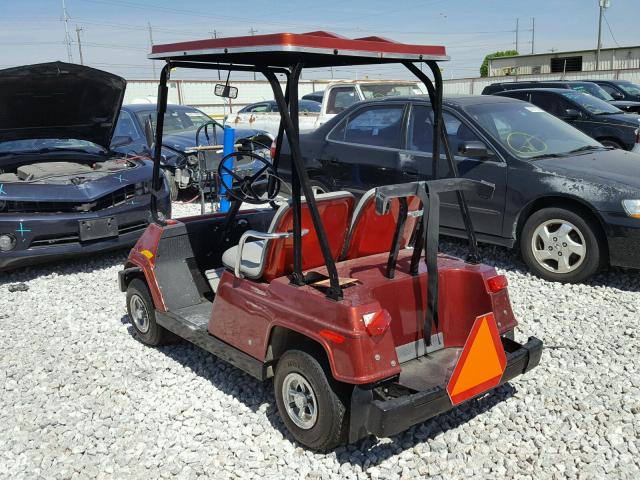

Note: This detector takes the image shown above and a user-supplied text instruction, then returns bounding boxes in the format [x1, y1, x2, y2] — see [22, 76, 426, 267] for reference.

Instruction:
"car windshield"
[569, 83, 613, 101]
[0, 138, 106, 155]
[618, 81, 640, 96]
[300, 100, 321, 113]
[464, 102, 603, 160]
[559, 91, 622, 115]
[135, 107, 212, 134]
[360, 83, 422, 99]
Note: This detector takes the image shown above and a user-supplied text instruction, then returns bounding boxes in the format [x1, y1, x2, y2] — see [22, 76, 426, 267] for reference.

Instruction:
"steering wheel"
[196, 120, 226, 147]
[506, 132, 548, 156]
[218, 151, 281, 204]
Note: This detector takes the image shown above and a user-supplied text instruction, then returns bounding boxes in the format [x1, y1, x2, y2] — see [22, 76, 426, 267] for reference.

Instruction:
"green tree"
[480, 50, 519, 77]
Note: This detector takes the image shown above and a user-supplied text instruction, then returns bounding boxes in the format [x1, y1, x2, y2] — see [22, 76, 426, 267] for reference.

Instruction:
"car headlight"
[0, 233, 17, 252]
[622, 199, 640, 218]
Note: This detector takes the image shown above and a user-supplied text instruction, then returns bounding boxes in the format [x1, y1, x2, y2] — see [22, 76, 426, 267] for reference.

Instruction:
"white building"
[489, 45, 640, 77]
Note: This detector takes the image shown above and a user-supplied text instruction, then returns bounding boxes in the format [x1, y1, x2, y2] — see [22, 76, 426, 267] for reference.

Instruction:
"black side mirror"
[144, 115, 155, 149]
[459, 140, 494, 159]
[110, 136, 134, 148]
[562, 108, 582, 120]
[215, 83, 238, 99]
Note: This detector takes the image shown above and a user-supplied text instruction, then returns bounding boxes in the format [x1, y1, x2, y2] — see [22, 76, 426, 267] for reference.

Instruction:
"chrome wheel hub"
[129, 294, 150, 334]
[531, 219, 586, 274]
[282, 372, 318, 430]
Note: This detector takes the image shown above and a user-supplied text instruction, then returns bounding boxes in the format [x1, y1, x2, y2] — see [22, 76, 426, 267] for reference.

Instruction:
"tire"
[308, 179, 330, 196]
[599, 138, 624, 150]
[274, 350, 348, 451]
[163, 169, 179, 202]
[126, 278, 176, 346]
[520, 207, 603, 283]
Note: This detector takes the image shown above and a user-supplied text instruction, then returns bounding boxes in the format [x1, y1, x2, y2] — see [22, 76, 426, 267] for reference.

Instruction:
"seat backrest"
[261, 191, 355, 281]
[341, 188, 422, 260]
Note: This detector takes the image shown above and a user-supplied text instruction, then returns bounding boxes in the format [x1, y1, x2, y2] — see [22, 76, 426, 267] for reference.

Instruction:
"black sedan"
[113, 103, 273, 200]
[586, 79, 640, 103]
[493, 88, 640, 152]
[281, 94, 640, 282]
[0, 62, 171, 271]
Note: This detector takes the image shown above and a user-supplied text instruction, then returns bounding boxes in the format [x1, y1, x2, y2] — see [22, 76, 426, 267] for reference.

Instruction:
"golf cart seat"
[341, 188, 422, 260]
[220, 191, 355, 281]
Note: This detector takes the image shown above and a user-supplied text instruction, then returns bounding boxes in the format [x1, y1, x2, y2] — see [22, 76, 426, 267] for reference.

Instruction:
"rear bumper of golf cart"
[348, 335, 542, 442]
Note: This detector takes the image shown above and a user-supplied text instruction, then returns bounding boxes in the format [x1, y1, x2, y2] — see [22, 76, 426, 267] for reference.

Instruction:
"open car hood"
[0, 62, 126, 149]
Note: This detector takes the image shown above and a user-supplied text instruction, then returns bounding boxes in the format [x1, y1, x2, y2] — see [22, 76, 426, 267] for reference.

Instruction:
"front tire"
[274, 350, 348, 451]
[126, 278, 175, 346]
[520, 207, 603, 283]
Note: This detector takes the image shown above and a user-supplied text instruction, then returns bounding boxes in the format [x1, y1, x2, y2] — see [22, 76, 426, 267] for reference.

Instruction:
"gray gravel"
[1, 201, 639, 479]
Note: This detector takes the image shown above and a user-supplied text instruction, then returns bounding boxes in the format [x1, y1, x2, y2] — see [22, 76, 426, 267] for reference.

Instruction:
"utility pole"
[62, 0, 73, 62]
[75, 25, 84, 65]
[148, 22, 156, 79]
[210, 29, 222, 80]
[515, 18, 519, 53]
[531, 18, 535, 54]
[249, 27, 258, 80]
[596, 0, 611, 70]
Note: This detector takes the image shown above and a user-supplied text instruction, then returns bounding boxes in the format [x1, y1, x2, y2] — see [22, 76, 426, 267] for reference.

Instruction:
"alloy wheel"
[531, 219, 586, 274]
[282, 372, 318, 430]
[129, 294, 150, 334]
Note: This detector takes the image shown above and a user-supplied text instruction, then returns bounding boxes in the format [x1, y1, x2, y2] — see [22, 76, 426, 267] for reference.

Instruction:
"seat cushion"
[221, 240, 267, 279]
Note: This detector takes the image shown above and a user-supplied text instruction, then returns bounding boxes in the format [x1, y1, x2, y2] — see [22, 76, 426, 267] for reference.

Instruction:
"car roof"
[495, 88, 571, 94]
[122, 103, 202, 113]
[372, 94, 522, 107]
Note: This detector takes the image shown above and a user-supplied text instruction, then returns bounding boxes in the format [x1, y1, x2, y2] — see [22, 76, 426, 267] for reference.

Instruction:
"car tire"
[274, 350, 348, 451]
[126, 278, 176, 346]
[520, 207, 603, 283]
[599, 138, 624, 150]
[163, 169, 179, 202]
[309, 179, 331, 196]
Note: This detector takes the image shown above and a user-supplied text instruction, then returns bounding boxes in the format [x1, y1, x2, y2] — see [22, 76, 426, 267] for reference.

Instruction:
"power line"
[603, 13, 620, 47]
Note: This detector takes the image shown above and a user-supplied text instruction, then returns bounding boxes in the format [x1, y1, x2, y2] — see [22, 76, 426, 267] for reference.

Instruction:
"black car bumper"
[0, 193, 170, 270]
[601, 212, 640, 269]
[348, 336, 543, 442]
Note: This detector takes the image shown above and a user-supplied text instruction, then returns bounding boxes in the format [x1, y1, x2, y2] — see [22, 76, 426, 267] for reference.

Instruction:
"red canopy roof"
[149, 31, 448, 67]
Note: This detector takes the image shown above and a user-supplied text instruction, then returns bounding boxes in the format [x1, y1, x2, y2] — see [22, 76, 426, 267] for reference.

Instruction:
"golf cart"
[118, 32, 542, 450]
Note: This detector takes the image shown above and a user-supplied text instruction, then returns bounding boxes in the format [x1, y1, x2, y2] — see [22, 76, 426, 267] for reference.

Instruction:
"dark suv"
[493, 88, 640, 151]
[482, 80, 640, 113]
[585, 79, 640, 102]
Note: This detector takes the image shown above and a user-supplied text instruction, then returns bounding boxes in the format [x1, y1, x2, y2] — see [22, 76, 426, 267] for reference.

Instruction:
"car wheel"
[163, 169, 179, 202]
[274, 350, 348, 451]
[520, 207, 603, 283]
[126, 278, 176, 346]
[599, 139, 624, 150]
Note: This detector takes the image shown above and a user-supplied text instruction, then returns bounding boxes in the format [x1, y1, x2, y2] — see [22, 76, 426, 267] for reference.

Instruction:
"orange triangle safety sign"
[447, 312, 507, 405]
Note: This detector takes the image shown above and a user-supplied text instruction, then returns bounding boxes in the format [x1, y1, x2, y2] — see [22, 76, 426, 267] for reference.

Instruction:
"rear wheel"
[274, 350, 348, 451]
[599, 138, 624, 150]
[126, 278, 175, 346]
[520, 207, 603, 283]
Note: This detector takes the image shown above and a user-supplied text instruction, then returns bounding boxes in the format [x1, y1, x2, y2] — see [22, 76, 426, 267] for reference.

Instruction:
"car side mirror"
[562, 108, 583, 120]
[111, 136, 134, 148]
[144, 116, 154, 149]
[459, 141, 494, 159]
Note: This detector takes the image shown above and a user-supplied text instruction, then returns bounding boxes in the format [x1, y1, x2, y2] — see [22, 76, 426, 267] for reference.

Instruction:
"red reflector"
[319, 329, 345, 344]
[270, 138, 277, 159]
[362, 310, 391, 336]
[487, 275, 508, 293]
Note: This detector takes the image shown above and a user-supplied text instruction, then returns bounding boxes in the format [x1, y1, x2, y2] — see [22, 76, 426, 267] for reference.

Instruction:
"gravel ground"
[1, 200, 639, 479]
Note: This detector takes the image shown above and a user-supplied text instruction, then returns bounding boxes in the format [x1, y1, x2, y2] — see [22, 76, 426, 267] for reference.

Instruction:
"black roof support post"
[404, 61, 482, 264]
[151, 62, 171, 225]
[262, 67, 343, 301]
[288, 63, 305, 286]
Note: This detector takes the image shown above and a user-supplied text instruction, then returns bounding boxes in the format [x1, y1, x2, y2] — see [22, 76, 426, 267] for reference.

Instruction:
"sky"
[1, 0, 638, 81]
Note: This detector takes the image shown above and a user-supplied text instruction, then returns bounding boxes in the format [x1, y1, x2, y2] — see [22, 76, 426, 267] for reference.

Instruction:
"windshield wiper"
[566, 145, 604, 154]
[528, 153, 567, 160]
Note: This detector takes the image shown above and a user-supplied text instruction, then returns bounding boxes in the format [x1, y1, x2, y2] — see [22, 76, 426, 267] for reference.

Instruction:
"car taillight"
[486, 275, 508, 293]
[270, 138, 277, 159]
[362, 310, 392, 336]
